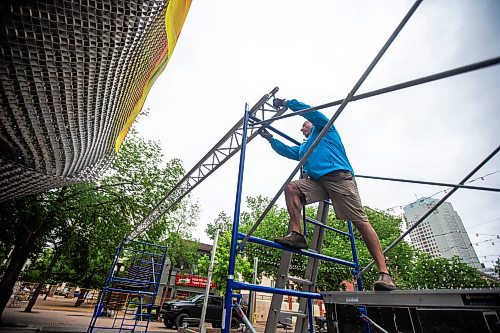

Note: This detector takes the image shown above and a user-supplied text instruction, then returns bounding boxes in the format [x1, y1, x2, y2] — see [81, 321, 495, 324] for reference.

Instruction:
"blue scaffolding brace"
[87, 238, 168, 333]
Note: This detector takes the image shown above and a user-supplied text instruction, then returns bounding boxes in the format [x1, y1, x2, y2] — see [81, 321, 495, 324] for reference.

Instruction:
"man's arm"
[270, 138, 300, 161]
[286, 99, 329, 128]
[259, 128, 300, 160]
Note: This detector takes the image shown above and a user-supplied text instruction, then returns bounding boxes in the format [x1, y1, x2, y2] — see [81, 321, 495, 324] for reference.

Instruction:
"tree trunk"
[0, 189, 66, 321]
[0, 243, 32, 321]
[24, 250, 62, 312]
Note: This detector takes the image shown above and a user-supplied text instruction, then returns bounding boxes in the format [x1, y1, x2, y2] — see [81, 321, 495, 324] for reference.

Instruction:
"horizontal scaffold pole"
[253, 56, 500, 126]
[237, 233, 356, 268]
[356, 174, 500, 193]
[231, 281, 322, 300]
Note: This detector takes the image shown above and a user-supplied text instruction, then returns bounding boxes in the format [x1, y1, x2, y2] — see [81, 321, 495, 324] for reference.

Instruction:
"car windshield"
[185, 294, 203, 302]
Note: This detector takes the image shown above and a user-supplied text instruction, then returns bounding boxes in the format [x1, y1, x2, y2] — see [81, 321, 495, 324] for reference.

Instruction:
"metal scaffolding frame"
[221, 104, 371, 333]
[88, 238, 168, 333]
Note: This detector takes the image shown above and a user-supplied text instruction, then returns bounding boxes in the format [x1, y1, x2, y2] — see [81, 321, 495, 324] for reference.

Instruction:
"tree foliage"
[1, 128, 201, 318]
[40, 130, 193, 289]
[403, 254, 498, 289]
[197, 210, 255, 294]
[197, 230, 253, 294]
[204, 195, 497, 292]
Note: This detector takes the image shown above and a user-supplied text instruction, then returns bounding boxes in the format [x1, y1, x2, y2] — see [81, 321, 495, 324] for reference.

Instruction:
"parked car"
[160, 294, 243, 329]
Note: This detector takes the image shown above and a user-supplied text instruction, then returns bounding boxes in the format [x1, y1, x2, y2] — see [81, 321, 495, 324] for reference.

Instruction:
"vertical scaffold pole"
[348, 221, 371, 333]
[307, 298, 314, 333]
[200, 229, 219, 333]
[223, 103, 251, 333]
[88, 238, 124, 332]
[347, 221, 363, 291]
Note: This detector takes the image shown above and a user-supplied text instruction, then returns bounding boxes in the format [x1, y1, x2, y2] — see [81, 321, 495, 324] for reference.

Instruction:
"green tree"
[205, 211, 233, 240]
[0, 129, 197, 318]
[199, 210, 257, 294]
[404, 253, 498, 289]
[197, 230, 253, 294]
[0, 188, 69, 319]
[207, 196, 494, 292]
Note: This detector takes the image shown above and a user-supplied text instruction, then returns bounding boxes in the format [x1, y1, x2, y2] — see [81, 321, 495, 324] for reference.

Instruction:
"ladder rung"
[279, 310, 308, 318]
[288, 276, 313, 286]
[121, 323, 147, 327]
[126, 301, 154, 306]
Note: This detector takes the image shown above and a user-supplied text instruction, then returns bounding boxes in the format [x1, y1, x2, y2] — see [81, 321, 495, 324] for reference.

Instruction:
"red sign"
[175, 273, 216, 289]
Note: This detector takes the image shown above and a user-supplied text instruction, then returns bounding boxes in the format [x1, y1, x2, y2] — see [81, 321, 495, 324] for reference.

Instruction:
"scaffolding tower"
[87, 239, 168, 333]
[222, 98, 499, 333]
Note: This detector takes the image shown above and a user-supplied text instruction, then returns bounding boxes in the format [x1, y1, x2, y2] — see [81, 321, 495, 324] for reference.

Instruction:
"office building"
[403, 198, 482, 269]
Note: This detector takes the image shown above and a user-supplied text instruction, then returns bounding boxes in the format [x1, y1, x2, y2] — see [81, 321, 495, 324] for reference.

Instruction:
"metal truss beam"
[128, 87, 283, 238]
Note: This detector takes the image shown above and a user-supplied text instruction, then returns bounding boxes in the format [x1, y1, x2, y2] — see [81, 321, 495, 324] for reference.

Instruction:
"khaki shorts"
[292, 170, 368, 222]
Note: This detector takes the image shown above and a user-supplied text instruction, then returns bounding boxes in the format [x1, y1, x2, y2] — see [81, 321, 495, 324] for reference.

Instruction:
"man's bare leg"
[284, 184, 389, 272]
[354, 220, 396, 290]
[273, 183, 309, 249]
[353, 220, 388, 273]
[284, 183, 303, 234]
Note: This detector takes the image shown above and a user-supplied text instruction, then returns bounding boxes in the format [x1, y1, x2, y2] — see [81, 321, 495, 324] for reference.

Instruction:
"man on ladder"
[260, 98, 396, 291]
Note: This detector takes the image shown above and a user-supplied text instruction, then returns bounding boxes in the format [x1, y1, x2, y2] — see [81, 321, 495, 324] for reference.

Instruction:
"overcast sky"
[136, 0, 500, 268]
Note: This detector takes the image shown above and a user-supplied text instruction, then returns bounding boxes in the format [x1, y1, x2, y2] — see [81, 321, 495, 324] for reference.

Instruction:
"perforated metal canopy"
[0, 0, 190, 201]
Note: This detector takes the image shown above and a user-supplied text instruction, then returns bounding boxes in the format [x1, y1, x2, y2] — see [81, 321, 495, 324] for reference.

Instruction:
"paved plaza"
[1, 295, 287, 333]
[1, 295, 175, 333]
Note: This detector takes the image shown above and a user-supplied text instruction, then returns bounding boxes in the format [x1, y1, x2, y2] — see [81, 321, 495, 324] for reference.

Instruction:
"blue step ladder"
[222, 105, 371, 333]
[87, 238, 167, 333]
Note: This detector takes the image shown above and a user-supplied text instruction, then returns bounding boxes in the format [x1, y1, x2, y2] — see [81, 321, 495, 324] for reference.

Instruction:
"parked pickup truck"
[160, 294, 244, 329]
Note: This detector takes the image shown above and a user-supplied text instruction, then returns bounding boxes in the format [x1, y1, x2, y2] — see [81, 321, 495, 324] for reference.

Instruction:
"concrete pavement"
[1, 295, 174, 333]
[1, 295, 292, 333]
